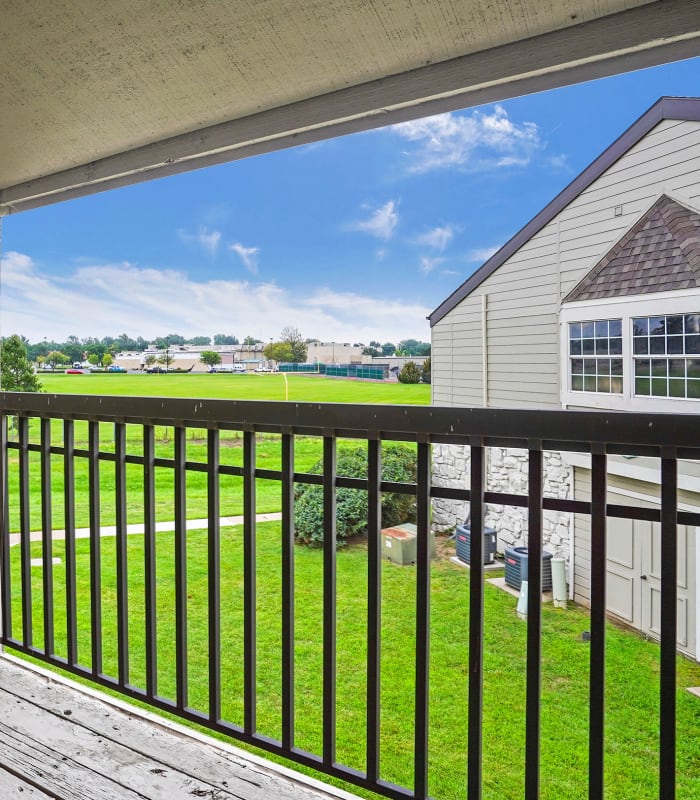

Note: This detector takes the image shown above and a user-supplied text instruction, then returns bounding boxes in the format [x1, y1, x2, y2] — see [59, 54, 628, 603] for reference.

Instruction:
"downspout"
[481, 293, 488, 408]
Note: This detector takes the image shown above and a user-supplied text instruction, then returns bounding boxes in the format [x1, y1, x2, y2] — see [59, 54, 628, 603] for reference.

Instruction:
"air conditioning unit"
[455, 524, 497, 565]
[504, 546, 553, 591]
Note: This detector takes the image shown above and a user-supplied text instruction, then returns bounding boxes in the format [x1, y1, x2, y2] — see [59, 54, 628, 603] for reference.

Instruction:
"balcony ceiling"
[1, 0, 700, 213]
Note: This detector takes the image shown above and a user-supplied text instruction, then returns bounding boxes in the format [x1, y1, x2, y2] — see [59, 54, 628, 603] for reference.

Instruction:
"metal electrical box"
[381, 522, 435, 565]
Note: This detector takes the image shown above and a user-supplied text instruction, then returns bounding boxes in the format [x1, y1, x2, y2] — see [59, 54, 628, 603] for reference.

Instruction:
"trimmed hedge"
[294, 444, 416, 546]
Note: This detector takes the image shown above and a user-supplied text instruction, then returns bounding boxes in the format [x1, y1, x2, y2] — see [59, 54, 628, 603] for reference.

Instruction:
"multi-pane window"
[569, 319, 623, 393]
[633, 314, 700, 399]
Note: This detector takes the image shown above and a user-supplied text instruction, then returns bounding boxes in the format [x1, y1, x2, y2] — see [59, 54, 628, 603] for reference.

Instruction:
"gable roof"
[428, 96, 700, 327]
[564, 195, 700, 302]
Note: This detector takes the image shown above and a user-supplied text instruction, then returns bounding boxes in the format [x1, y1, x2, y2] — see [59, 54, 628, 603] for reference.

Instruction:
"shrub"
[294, 444, 416, 546]
[398, 361, 421, 384]
[421, 356, 431, 384]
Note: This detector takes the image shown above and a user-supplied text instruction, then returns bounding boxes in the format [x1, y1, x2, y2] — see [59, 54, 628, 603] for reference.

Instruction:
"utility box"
[381, 522, 435, 565]
[504, 546, 553, 592]
[455, 524, 497, 565]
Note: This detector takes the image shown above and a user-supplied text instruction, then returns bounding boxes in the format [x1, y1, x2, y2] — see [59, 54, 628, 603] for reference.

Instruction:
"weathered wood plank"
[0, 767, 57, 799]
[0, 658, 357, 800]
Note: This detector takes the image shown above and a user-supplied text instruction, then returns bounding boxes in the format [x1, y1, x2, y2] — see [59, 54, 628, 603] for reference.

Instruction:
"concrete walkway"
[9, 512, 283, 547]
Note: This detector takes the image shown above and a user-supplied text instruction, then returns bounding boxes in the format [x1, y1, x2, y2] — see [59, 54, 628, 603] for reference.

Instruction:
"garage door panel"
[647, 587, 688, 647]
[607, 570, 635, 623]
[607, 517, 634, 569]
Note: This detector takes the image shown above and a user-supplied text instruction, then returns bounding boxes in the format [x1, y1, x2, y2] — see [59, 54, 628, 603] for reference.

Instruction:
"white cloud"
[0, 251, 429, 344]
[466, 246, 500, 263]
[419, 256, 444, 274]
[390, 106, 541, 173]
[346, 201, 399, 240]
[414, 225, 455, 251]
[178, 225, 222, 256]
[229, 242, 260, 274]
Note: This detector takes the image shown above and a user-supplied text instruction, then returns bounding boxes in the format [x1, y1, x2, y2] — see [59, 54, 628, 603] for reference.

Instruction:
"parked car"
[107, 365, 126, 372]
[254, 365, 272, 373]
[66, 368, 84, 374]
[146, 366, 167, 373]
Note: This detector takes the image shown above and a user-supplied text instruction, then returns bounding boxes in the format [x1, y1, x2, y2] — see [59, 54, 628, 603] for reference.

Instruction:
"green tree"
[1, 335, 42, 392]
[362, 346, 380, 357]
[102, 353, 113, 368]
[187, 336, 212, 346]
[264, 341, 294, 363]
[213, 334, 239, 345]
[200, 350, 222, 368]
[243, 336, 261, 345]
[158, 350, 174, 370]
[46, 350, 69, 369]
[398, 361, 421, 384]
[87, 353, 100, 366]
[280, 326, 307, 362]
[144, 355, 157, 369]
[381, 342, 395, 356]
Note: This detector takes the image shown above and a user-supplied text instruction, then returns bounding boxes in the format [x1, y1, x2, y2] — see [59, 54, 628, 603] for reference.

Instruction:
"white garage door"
[606, 509, 696, 659]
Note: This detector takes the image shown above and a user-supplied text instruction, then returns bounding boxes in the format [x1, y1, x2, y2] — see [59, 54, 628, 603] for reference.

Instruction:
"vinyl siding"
[434, 118, 700, 410]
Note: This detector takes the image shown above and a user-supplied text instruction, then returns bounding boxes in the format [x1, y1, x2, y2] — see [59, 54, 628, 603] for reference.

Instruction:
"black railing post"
[115, 422, 129, 688]
[143, 424, 157, 697]
[414, 439, 431, 800]
[322, 433, 337, 768]
[525, 442, 543, 800]
[659, 449, 678, 800]
[207, 427, 221, 724]
[63, 419, 77, 666]
[88, 420, 102, 677]
[18, 415, 31, 649]
[366, 435, 382, 784]
[40, 418, 54, 657]
[588, 447, 607, 800]
[467, 438, 485, 800]
[243, 428, 257, 735]
[281, 431, 295, 752]
[174, 425, 188, 712]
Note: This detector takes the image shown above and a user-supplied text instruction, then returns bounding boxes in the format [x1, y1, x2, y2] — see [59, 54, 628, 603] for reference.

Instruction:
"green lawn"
[39, 372, 431, 404]
[10, 526, 700, 800]
[7, 373, 428, 532]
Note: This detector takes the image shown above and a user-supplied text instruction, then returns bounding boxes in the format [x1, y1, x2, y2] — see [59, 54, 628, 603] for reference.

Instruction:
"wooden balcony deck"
[0, 656, 359, 800]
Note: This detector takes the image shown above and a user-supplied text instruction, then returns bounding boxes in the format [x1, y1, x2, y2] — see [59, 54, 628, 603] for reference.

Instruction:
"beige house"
[430, 96, 700, 659]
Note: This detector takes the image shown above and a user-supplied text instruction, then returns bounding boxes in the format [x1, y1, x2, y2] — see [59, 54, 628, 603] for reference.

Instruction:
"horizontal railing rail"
[0, 392, 698, 800]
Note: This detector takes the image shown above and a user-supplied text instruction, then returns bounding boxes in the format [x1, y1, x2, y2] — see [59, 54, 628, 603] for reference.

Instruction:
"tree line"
[19, 331, 430, 365]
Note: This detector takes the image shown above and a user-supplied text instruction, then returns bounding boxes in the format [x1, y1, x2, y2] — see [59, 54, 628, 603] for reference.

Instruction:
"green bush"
[294, 444, 416, 546]
[398, 361, 421, 384]
[421, 356, 431, 384]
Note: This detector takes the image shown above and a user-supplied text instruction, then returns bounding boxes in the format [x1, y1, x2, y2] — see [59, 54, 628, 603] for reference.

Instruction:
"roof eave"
[428, 96, 700, 327]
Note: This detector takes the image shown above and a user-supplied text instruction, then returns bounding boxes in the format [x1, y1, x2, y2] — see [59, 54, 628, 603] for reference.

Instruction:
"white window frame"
[560, 288, 700, 413]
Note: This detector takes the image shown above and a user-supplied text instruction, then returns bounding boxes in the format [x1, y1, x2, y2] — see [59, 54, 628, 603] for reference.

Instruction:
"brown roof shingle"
[563, 195, 700, 302]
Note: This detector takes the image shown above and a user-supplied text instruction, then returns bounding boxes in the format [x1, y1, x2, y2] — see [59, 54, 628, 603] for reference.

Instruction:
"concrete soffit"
[2, 1, 700, 215]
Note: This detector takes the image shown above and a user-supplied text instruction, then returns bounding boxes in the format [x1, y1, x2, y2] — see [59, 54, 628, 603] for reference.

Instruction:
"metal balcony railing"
[0, 392, 698, 800]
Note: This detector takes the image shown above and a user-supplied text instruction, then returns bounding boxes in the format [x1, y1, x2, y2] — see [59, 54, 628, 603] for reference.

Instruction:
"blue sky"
[2, 56, 699, 346]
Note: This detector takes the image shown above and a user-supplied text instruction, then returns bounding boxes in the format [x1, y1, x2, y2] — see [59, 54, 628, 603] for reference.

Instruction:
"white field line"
[9, 512, 283, 547]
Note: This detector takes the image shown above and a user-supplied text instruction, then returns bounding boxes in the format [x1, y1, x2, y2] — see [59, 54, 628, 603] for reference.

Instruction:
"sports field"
[39, 372, 431, 404]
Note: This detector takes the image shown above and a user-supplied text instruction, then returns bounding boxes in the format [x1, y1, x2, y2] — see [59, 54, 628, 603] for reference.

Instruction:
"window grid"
[569, 319, 623, 394]
[633, 314, 700, 399]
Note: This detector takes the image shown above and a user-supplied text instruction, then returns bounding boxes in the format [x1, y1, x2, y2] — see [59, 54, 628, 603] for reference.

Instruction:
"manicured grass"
[39, 373, 431, 405]
[7, 372, 427, 533]
[10, 527, 700, 800]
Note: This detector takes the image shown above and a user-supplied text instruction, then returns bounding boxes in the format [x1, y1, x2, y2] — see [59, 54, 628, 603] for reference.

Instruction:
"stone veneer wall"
[431, 444, 573, 562]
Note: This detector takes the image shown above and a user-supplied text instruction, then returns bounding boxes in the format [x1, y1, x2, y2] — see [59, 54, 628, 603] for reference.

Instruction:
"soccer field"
[39, 372, 431, 404]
